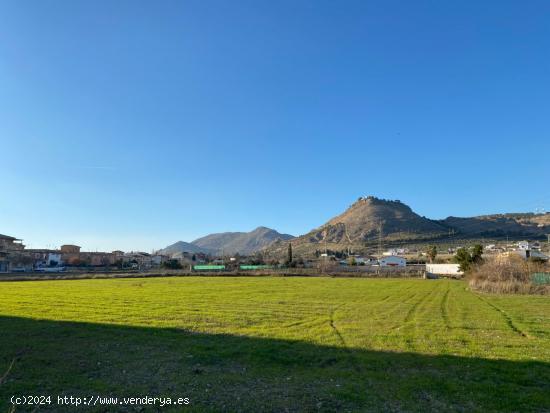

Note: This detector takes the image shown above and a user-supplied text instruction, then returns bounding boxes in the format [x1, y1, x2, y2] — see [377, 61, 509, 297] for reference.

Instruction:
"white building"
[426, 263, 463, 277]
[123, 252, 153, 269]
[382, 248, 408, 257]
[517, 241, 541, 251]
[151, 255, 168, 266]
[515, 250, 548, 261]
[379, 256, 407, 267]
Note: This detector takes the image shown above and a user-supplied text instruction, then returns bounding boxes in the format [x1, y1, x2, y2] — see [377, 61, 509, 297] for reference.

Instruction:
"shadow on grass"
[0, 315, 548, 412]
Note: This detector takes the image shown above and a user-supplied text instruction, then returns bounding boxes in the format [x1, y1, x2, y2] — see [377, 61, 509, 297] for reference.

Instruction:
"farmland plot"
[0, 277, 549, 412]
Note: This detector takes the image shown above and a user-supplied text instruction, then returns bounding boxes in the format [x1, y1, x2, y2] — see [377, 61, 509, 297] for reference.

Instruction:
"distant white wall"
[426, 263, 462, 275]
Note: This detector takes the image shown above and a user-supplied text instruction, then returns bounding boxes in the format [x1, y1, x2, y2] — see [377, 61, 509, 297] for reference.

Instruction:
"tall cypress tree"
[287, 243, 293, 264]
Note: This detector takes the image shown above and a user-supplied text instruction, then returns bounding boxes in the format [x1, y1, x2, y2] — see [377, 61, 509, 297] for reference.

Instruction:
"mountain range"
[155, 241, 207, 256]
[266, 196, 550, 257]
[158, 227, 294, 256]
[159, 196, 549, 257]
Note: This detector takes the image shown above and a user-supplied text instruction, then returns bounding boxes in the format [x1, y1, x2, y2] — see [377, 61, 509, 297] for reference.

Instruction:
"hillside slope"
[299, 196, 448, 245]
[265, 197, 549, 258]
[192, 227, 294, 255]
[442, 213, 549, 238]
[157, 241, 210, 256]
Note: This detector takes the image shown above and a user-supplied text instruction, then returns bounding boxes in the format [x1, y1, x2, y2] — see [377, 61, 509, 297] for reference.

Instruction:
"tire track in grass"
[475, 294, 530, 338]
[350, 291, 404, 348]
[440, 284, 474, 350]
[347, 293, 394, 325]
[385, 292, 420, 325]
[439, 283, 473, 351]
[357, 293, 393, 316]
[384, 283, 442, 351]
[283, 316, 327, 330]
[404, 284, 440, 323]
[440, 286, 451, 330]
[384, 283, 416, 308]
[328, 304, 362, 372]
[401, 292, 418, 305]
[329, 304, 347, 347]
[386, 292, 422, 331]
[404, 283, 443, 349]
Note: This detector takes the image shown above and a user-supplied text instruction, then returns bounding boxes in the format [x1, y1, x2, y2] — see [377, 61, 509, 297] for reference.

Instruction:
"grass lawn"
[0, 277, 549, 412]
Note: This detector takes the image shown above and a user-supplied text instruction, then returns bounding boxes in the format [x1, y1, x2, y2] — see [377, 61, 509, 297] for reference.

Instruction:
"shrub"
[468, 255, 549, 295]
[162, 259, 183, 270]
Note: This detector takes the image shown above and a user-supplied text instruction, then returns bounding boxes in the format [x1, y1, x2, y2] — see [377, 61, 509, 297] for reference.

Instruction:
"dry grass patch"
[469, 255, 550, 295]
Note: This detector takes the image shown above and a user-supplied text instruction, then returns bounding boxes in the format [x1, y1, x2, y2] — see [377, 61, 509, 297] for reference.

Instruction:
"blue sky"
[1, 0, 549, 251]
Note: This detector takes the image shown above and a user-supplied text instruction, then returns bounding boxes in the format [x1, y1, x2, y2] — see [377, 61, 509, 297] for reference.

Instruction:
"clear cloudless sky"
[1, 0, 549, 251]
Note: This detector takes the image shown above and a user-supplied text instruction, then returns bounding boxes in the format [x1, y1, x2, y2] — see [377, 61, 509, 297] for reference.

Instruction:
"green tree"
[162, 259, 183, 270]
[453, 245, 484, 272]
[427, 245, 437, 263]
[454, 248, 472, 272]
[287, 243, 293, 265]
[471, 244, 483, 263]
[348, 256, 357, 266]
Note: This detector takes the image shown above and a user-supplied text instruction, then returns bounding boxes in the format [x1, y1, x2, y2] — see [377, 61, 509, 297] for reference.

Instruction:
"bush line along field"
[0, 277, 549, 412]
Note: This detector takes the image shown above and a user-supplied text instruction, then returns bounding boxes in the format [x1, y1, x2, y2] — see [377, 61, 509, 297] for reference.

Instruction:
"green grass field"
[0, 277, 549, 412]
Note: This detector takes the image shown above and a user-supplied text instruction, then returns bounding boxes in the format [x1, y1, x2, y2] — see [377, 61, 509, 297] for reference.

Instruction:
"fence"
[239, 265, 273, 270]
[192, 265, 226, 271]
[532, 273, 550, 285]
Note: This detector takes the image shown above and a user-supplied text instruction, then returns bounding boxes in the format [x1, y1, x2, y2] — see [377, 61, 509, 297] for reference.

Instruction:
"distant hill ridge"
[158, 227, 294, 256]
[265, 196, 550, 257]
[321, 196, 448, 241]
[156, 241, 210, 256]
[192, 226, 294, 255]
[158, 196, 549, 257]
